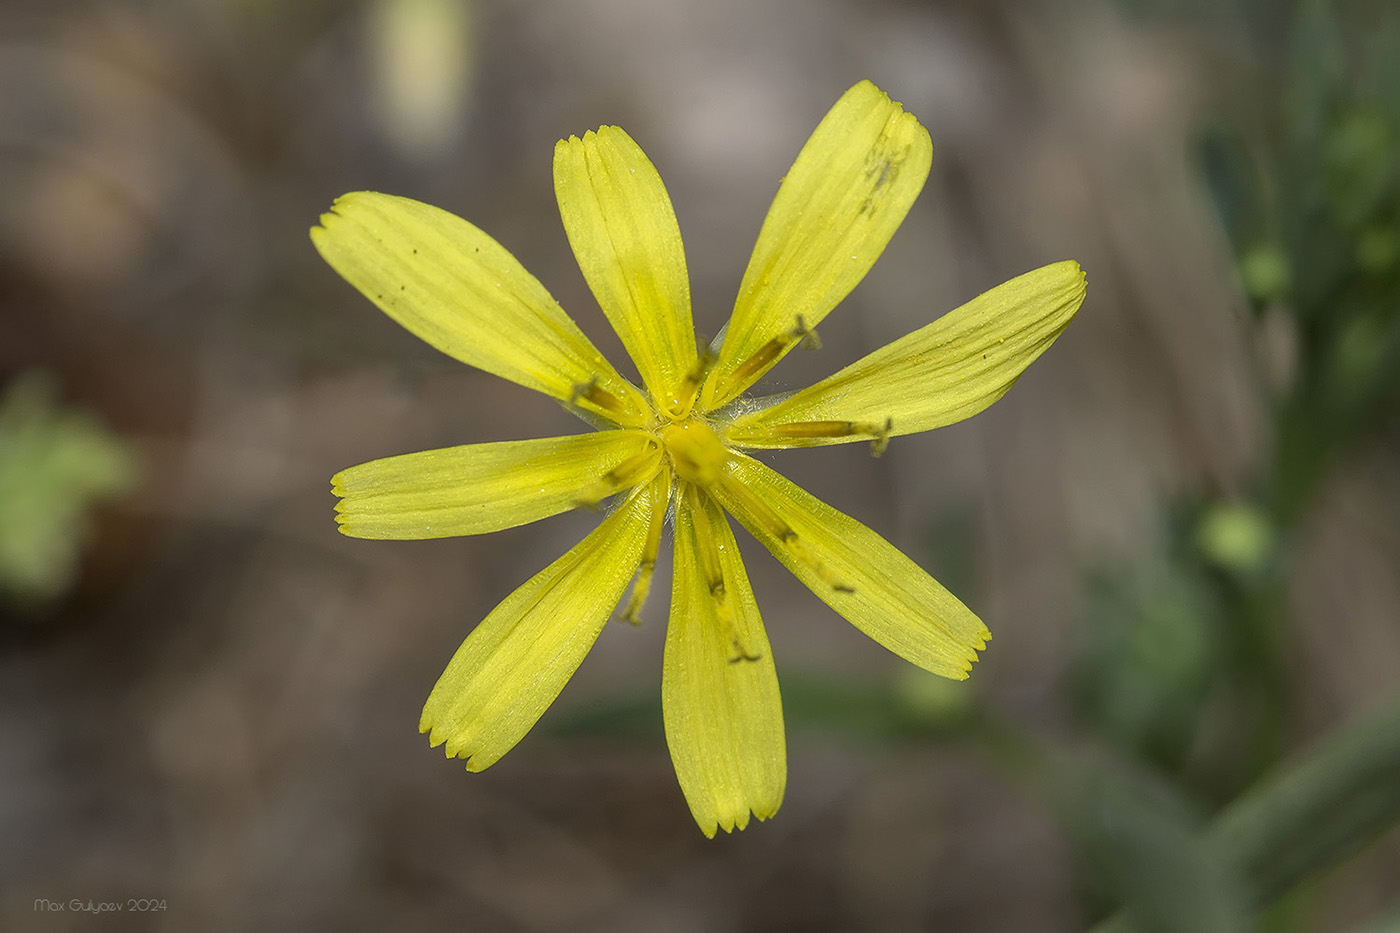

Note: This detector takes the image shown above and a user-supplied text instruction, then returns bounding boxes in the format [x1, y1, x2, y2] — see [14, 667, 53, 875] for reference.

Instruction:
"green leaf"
[0, 373, 136, 603]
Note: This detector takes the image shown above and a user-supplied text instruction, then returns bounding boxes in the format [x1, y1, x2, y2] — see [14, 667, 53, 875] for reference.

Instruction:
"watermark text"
[34, 898, 167, 913]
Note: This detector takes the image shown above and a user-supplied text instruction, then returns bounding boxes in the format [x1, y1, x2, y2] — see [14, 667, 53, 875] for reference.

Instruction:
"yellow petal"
[727, 262, 1087, 449]
[311, 192, 649, 426]
[419, 474, 663, 770]
[702, 81, 932, 409]
[664, 487, 785, 838]
[555, 128, 698, 407]
[712, 454, 989, 679]
[332, 429, 660, 539]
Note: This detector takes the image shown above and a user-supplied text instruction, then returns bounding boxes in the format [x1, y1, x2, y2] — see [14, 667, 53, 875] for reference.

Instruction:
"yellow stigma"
[660, 419, 729, 486]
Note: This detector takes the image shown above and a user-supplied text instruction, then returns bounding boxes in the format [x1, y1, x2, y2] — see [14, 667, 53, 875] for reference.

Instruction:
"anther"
[689, 487, 726, 594]
[574, 445, 661, 510]
[717, 476, 855, 594]
[763, 417, 895, 457]
[622, 559, 655, 624]
[663, 343, 715, 420]
[687, 486, 774, 663]
[688, 485, 745, 643]
[621, 471, 672, 624]
[569, 375, 630, 419]
[728, 337, 786, 389]
[726, 315, 824, 391]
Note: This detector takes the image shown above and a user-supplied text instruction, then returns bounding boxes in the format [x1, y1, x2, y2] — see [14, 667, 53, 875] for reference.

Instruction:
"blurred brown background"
[2, 0, 1398, 930]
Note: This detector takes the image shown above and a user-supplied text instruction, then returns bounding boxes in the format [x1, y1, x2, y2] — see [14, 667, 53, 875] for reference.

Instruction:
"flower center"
[659, 418, 729, 486]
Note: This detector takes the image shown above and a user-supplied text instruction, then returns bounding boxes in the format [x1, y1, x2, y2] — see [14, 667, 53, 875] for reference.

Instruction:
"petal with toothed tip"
[664, 488, 785, 838]
[311, 191, 649, 425]
[333, 430, 659, 539]
[419, 474, 663, 770]
[555, 127, 699, 406]
[712, 453, 989, 679]
[702, 80, 932, 409]
[727, 261, 1086, 449]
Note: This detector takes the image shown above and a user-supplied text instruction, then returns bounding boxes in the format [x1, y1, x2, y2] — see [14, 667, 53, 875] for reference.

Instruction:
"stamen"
[661, 343, 714, 421]
[688, 486, 726, 595]
[765, 417, 894, 457]
[569, 375, 633, 421]
[574, 442, 662, 510]
[688, 485, 762, 663]
[621, 471, 672, 624]
[725, 316, 823, 393]
[727, 337, 786, 391]
[716, 473, 854, 594]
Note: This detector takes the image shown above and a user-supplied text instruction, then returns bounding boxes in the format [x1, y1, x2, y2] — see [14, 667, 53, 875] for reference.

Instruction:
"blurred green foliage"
[0, 372, 137, 606]
[1082, 0, 1400, 774]
[1200, 2, 1400, 524]
[1075, 543, 1225, 774]
[1071, 1, 1400, 929]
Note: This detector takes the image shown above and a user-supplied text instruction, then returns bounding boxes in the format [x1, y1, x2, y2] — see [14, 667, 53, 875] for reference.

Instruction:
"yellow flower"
[312, 80, 1086, 837]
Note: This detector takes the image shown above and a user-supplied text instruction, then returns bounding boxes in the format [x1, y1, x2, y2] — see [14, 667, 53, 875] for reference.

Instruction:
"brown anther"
[573, 445, 661, 511]
[716, 475, 855, 594]
[728, 336, 786, 389]
[767, 420, 857, 440]
[620, 471, 672, 624]
[661, 342, 715, 420]
[569, 375, 630, 419]
[765, 416, 895, 456]
[726, 315, 823, 391]
[621, 558, 655, 625]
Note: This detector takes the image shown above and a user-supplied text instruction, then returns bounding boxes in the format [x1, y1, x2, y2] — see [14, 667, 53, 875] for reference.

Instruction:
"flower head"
[312, 80, 1086, 837]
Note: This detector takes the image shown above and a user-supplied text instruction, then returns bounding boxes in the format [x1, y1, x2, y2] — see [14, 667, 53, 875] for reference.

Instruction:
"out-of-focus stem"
[1090, 691, 1400, 931]
[1210, 691, 1400, 904]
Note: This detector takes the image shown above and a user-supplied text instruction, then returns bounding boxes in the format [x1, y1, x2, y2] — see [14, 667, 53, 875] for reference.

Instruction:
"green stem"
[1210, 691, 1400, 904]
[1089, 691, 1400, 931]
